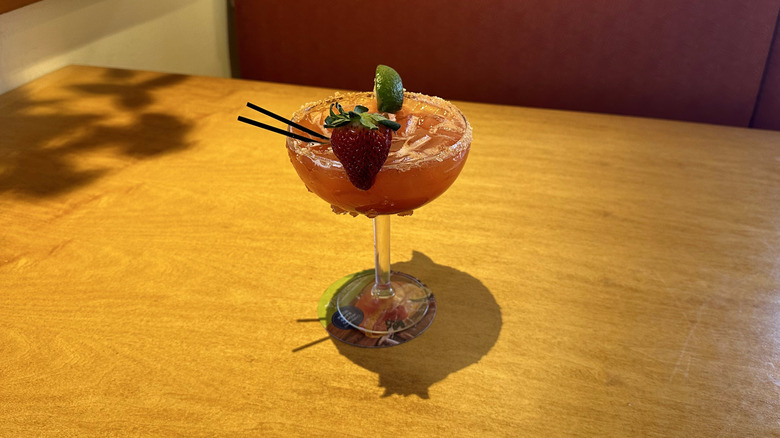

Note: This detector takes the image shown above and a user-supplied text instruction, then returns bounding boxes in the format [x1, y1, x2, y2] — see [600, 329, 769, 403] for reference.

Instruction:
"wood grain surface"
[1, 65, 779, 437]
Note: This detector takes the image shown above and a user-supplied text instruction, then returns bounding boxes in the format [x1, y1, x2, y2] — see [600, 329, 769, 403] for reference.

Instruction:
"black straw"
[237, 116, 329, 144]
[246, 102, 330, 140]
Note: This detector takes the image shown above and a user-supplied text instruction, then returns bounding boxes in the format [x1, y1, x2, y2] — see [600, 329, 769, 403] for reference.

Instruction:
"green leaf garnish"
[324, 103, 401, 131]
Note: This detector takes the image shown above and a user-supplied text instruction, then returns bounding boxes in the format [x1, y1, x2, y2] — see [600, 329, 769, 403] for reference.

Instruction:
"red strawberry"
[324, 104, 401, 190]
[331, 124, 393, 190]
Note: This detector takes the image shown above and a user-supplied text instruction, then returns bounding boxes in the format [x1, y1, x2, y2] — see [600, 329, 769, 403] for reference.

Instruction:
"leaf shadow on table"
[0, 68, 193, 198]
[331, 251, 502, 399]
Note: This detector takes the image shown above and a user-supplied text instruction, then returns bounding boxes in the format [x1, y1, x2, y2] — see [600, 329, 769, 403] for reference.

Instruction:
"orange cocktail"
[286, 91, 471, 217]
[280, 79, 472, 344]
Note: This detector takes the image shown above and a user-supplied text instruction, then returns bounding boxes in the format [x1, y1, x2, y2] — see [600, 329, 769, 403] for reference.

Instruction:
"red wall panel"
[752, 11, 780, 130]
[235, 0, 780, 127]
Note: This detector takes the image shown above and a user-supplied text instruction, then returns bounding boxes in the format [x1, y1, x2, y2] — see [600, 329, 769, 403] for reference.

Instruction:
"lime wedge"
[374, 65, 404, 113]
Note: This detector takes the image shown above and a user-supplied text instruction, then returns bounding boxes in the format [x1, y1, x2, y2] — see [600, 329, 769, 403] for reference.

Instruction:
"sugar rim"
[286, 91, 472, 170]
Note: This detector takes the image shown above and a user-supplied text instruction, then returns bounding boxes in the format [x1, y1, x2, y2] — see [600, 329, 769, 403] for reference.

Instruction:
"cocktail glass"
[286, 91, 471, 339]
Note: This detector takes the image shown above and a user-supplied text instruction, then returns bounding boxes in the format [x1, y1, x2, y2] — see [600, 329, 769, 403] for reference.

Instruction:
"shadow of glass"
[0, 69, 193, 198]
[333, 251, 502, 398]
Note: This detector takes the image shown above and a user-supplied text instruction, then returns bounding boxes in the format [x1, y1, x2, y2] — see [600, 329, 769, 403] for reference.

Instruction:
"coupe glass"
[286, 91, 471, 339]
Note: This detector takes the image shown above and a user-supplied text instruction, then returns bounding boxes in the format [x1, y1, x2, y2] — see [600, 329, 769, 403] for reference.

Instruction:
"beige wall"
[0, 0, 231, 94]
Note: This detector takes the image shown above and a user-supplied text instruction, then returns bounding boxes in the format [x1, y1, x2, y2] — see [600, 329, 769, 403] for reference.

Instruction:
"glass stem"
[372, 215, 394, 298]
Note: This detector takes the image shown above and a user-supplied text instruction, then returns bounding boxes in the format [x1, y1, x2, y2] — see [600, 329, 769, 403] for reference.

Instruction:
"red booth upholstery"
[234, 0, 780, 129]
[752, 13, 780, 130]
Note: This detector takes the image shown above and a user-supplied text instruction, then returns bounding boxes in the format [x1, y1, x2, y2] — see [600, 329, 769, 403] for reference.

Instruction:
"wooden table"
[1, 65, 779, 437]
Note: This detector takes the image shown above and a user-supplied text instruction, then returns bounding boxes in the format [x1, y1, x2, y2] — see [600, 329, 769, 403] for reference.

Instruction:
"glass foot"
[318, 270, 436, 347]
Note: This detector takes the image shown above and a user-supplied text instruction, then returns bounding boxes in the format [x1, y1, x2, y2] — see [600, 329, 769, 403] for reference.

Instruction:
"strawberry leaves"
[324, 103, 401, 131]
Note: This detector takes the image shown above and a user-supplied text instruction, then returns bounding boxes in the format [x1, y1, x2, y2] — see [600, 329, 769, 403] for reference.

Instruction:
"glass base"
[318, 270, 436, 347]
